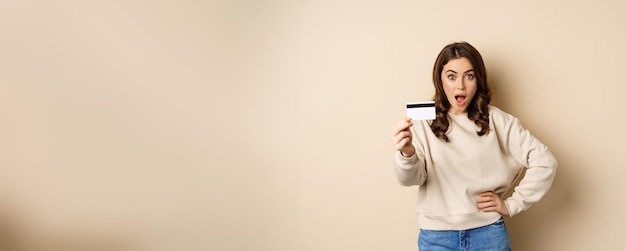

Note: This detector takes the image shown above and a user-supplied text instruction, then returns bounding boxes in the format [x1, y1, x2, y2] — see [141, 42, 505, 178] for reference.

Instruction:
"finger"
[393, 119, 413, 134]
[477, 200, 500, 209]
[476, 193, 495, 201]
[393, 133, 412, 149]
[479, 206, 497, 212]
[479, 191, 496, 196]
[476, 200, 492, 209]
[392, 125, 410, 137]
[476, 196, 490, 203]
[393, 131, 411, 144]
[395, 138, 410, 150]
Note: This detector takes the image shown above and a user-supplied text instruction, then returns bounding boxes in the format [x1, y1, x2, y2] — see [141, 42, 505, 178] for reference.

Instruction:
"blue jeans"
[418, 218, 511, 251]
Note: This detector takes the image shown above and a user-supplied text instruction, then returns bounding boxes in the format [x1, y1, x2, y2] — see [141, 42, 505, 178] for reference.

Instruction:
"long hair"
[430, 42, 491, 142]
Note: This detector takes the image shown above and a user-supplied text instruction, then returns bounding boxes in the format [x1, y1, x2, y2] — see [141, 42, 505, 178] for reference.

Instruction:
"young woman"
[391, 42, 557, 250]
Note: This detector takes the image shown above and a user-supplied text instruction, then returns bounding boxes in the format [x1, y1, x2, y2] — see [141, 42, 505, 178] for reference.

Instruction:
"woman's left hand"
[476, 191, 510, 217]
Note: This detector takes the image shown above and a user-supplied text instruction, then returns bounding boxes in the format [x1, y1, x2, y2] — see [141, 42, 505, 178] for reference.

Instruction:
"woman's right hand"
[391, 118, 416, 157]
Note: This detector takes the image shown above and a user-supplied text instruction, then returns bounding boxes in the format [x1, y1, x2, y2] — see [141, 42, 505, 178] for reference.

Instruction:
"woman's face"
[441, 57, 477, 115]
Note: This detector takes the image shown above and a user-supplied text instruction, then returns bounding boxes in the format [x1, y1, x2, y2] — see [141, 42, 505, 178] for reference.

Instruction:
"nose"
[456, 80, 466, 90]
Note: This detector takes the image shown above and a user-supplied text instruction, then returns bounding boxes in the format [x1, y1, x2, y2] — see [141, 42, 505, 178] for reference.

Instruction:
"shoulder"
[488, 106, 520, 128]
[489, 106, 518, 121]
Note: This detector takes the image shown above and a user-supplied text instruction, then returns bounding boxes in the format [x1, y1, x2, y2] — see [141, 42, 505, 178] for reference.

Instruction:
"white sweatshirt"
[394, 106, 557, 230]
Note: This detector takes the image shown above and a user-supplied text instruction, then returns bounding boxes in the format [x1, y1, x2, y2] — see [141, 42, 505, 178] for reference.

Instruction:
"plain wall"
[1, 1, 625, 250]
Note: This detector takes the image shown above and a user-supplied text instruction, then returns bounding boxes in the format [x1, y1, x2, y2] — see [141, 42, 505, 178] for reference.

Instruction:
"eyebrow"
[445, 69, 475, 74]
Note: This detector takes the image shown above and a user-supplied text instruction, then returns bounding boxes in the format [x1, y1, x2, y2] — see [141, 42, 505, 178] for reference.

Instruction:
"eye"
[447, 74, 456, 80]
[464, 74, 474, 80]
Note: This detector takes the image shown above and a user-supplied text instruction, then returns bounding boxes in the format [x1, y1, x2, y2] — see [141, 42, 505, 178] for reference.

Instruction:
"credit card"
[406, 101, 436, 120]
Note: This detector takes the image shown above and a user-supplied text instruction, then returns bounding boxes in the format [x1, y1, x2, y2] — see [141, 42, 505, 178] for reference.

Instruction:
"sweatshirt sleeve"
[504, 118, 558, 217]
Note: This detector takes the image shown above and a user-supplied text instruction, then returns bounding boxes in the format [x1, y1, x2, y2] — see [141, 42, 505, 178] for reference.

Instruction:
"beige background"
[0, 0, 624, 250]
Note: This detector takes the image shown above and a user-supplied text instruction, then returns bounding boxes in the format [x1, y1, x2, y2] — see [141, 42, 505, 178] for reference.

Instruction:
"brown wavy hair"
[430, 42, 491, 142]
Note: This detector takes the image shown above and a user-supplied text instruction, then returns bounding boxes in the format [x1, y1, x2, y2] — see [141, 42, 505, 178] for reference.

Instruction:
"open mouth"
[455, 95, 466, 104]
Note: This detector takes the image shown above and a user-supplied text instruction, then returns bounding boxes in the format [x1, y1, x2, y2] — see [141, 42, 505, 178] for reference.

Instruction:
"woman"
[391, 42, 557, 250]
